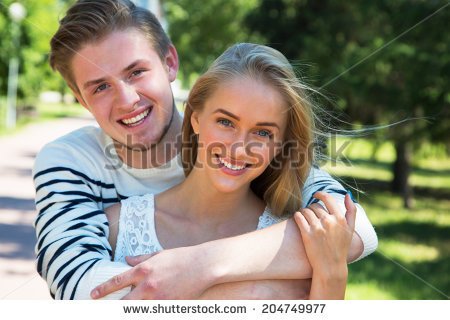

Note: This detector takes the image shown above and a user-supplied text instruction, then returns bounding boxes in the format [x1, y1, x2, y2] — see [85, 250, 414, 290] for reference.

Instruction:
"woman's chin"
[210, 181, 247, 195]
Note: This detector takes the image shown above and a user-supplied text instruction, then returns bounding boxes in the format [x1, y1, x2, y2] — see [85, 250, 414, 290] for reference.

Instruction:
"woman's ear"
[190, 111, 200, 135]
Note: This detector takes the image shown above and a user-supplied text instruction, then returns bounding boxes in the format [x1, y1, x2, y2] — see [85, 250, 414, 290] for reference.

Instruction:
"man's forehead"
[71, 30, 160, 85]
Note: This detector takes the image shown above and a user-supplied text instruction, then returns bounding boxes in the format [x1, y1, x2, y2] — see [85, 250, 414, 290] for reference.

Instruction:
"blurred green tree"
[0, 0, 69, 105]
[165, 0, 262, 86]
[246, 0, 450, 208]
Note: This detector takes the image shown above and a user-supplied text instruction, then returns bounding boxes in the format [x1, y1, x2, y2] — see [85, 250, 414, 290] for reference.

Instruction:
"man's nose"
[115, 81, 140, 110]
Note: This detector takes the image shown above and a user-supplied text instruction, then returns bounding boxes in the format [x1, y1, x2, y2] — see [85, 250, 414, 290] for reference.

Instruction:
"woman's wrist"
[313, 264, 348, 283]
[310, 267, 348, 300]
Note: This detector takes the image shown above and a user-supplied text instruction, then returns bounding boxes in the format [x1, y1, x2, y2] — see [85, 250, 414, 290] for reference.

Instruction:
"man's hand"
[91, 247, 212, 300]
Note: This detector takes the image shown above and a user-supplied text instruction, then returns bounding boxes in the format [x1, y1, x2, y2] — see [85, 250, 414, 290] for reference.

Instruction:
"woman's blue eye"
[218, 119, 233, 127]
[256, 130, 272, 138]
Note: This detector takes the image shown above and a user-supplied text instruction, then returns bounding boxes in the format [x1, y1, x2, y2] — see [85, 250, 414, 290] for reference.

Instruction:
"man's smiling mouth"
[119, 107, 152, 127]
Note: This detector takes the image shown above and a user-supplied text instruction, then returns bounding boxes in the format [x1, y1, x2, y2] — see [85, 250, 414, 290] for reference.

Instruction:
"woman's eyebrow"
[213, 108, 240, 120]
[255, 122, 280, 130]
[213, 109, 280, 129]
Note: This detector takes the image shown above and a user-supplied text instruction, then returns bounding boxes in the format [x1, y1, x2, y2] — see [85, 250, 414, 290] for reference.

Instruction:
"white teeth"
[218, 157, 246, 171]
[121, 109, 150, 125]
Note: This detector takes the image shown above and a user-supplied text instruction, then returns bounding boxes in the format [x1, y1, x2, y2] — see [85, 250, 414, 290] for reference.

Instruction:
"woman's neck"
[158, 168, 264, 227]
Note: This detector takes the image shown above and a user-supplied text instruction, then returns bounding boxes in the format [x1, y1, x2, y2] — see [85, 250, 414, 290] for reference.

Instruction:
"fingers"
[344, 193, 357, 231]
[309, 203, 328, 219]
[294, 211, 310, 233]
[91, 270, 135, 299]
[313, 191, 342, 216]
[126, 252, 160, 267]
[121, 286, 147, 300]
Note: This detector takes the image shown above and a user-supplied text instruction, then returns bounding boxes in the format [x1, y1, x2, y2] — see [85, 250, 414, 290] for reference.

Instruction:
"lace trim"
[257, 208, 283, 230]
[114, 196, 283, 263]
[114, 194, 162, 263]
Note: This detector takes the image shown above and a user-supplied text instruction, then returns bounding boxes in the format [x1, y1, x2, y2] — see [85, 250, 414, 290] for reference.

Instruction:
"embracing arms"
[92, 192, 368, 299]
[34, 141, 376, 300]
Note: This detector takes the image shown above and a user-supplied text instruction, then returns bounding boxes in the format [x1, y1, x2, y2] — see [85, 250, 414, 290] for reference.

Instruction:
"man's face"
[71, 29, 178, 149]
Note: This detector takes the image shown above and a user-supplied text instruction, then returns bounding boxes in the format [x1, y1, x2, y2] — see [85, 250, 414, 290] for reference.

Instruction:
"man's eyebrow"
[82, 60, 147, 90]
[83, 77, 107, 90]
[213, 109, 280, 130]
[123, 60, 146, 72]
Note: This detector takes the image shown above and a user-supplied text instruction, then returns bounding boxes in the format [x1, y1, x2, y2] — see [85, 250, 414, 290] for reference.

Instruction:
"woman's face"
[191, 76, 288, 194]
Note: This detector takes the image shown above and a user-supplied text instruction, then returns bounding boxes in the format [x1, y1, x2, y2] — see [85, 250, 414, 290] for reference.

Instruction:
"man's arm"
[92, 167, 377, 299]
[33, 140, 126, 299]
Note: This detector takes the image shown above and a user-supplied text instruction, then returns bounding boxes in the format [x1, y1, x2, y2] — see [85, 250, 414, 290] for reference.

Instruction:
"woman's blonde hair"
[182, 43, 316, 217]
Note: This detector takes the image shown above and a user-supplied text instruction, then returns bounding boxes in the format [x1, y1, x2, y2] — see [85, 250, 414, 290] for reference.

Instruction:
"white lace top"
[114, 194, 283, 263]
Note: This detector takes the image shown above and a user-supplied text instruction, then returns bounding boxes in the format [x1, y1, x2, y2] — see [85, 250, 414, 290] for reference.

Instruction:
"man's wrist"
[192, 241, 230, 288]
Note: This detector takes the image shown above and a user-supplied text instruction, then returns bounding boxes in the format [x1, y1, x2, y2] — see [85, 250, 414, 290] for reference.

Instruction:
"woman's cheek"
[248, 143, 272, 169]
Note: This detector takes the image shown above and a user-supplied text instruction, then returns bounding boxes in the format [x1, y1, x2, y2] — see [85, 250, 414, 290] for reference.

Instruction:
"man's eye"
[131, 69, 145, 78]
[218, 119, 233, 127]
[94, 83, 109, 94]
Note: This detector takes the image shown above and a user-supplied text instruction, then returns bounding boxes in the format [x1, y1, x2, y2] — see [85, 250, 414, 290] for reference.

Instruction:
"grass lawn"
[0, 100, 90, 136]
[323, 138, 450, 299]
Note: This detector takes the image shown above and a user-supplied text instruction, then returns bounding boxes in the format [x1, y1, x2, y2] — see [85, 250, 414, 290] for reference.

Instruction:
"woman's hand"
[294, 192, 356, 299]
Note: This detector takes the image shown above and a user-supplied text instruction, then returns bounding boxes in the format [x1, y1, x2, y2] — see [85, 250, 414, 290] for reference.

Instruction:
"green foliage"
[325, 141, 450, 299]
[165, 0, 263, 86]
[0, 0, 68, 102]
[245, 0, 450, 143]
[347, 189, 450, 299]
[324, 137, 450, 190]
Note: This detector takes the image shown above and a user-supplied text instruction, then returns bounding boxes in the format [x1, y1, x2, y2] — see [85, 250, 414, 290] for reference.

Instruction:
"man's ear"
[190, 111, 200, 135]
[165, 44, 179, 82]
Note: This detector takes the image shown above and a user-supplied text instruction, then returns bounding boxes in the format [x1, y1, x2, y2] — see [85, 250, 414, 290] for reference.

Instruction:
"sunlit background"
[0, 0, 448, 300]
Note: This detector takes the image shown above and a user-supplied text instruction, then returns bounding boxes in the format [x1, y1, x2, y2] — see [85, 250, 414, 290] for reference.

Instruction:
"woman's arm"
[91, 193, 360, 299]
[200, 279, 311, 300]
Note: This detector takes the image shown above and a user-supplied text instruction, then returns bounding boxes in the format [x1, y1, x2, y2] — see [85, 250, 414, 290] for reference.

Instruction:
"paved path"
[0, 116, 96, 299]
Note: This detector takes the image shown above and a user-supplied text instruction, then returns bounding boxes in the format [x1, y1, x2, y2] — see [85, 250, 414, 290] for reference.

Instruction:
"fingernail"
[91, 289, 99, 299]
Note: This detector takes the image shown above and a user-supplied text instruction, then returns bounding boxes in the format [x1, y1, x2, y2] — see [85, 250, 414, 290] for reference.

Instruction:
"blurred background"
[0, 0, 448, 299]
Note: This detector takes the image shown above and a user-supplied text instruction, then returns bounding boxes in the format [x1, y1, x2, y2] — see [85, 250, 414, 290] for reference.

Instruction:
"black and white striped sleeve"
[33, 141, 116, 299]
